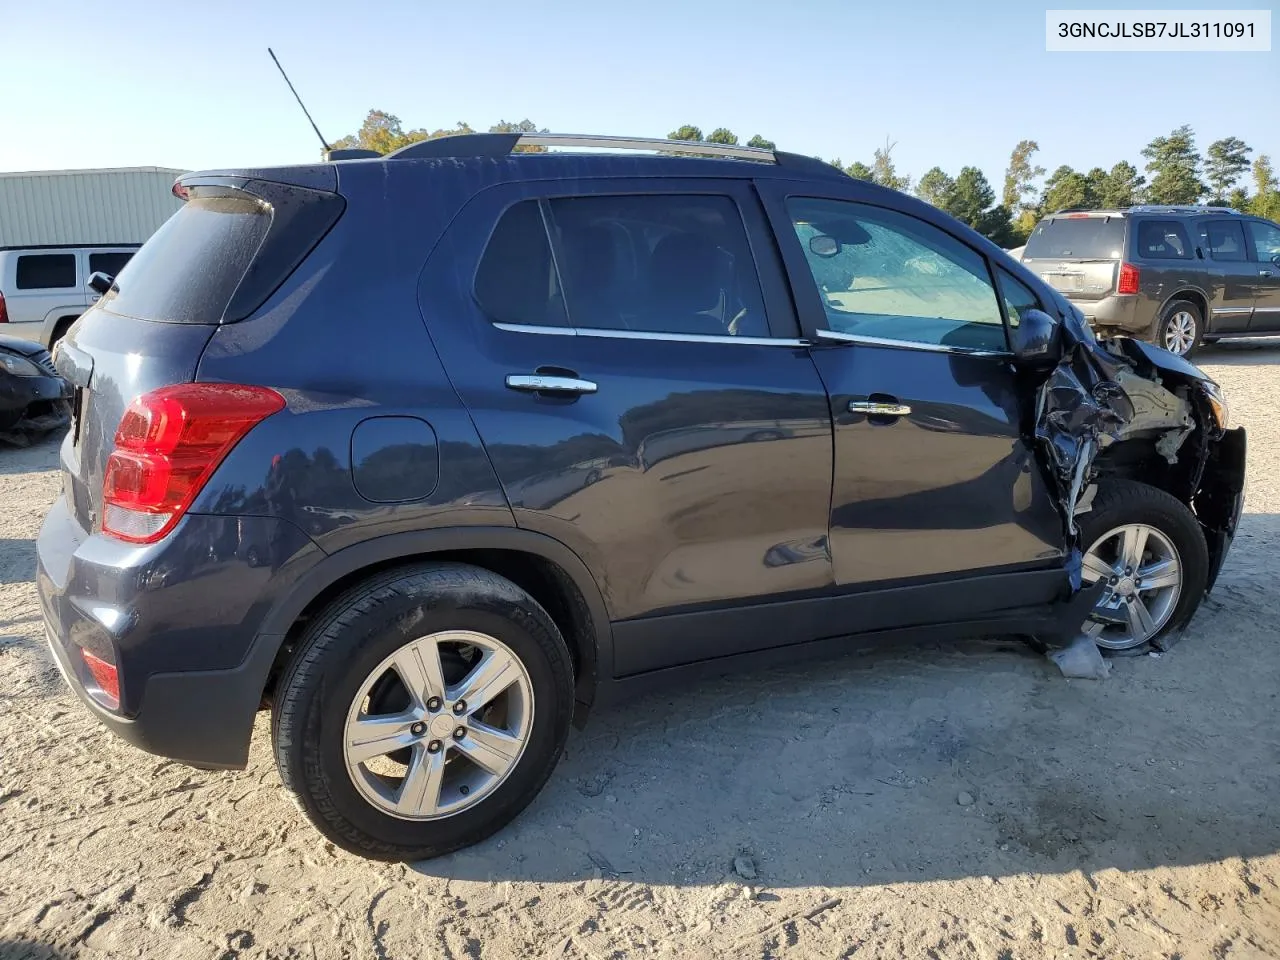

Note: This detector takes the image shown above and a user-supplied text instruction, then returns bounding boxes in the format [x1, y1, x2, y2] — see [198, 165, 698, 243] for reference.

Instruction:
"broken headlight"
[1202, 382, 1230, 430]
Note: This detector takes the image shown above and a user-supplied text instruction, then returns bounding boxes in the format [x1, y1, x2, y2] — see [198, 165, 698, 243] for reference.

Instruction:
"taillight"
[0, 291, 8, 324]
[101, 383, 285, 543]
[1117, 263, 1140, 295]
[80, 648, 120, 709]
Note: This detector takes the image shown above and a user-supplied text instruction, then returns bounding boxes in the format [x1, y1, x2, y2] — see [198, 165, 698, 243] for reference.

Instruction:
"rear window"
[16, 253, 76, 289]
[1024, 217, 1125, 260]
[88, 251, 135, 278]
[101, 182, 343, 324]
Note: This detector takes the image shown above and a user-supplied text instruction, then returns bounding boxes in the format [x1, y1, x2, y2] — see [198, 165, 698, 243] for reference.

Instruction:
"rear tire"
[1077, 480, 1208, 652]
[272, 563, 575, 861]
[1155, 300, 1203, 358]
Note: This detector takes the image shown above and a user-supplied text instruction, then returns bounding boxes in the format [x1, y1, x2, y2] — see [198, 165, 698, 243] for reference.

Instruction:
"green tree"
[706, 128, 739, 145]
[941, 167, 1014, 244]
[668, 124, 704, 142]
[916, 166, 955, 208]
[845, 161, 874, 181]
[489, 119, 548, 152]
[1002, 140, 1045, 209]
[1205, 137, 1253, 203]
[1228, 187, 1251, 212]
[329, 110, 481, 156]
[1040, 165, 1093, 212]
[1141, 125, 1205, 204]
[746, 135, 776, 150]
[1252, 155, 1280, 219]
[871, 138, 911, 192]
[1099, 161, 1145, 208]
[1084, 167, 1109, 206]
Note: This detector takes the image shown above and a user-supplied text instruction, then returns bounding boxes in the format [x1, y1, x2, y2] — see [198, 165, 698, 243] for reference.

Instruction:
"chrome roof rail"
[513, 133, 775, 162]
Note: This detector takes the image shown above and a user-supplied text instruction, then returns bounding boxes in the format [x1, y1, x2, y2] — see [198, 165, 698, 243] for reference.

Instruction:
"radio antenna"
[267, 47, 331, 154]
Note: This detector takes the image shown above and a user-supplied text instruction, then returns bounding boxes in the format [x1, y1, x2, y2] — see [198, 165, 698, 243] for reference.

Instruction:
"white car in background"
[0, 245, 138, 347]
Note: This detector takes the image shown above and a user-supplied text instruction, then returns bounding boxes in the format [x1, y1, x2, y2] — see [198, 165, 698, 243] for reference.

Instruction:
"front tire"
[1155, 300, 1203, 358]
[1077, 480, 1208, 652]
[272, 563, 574, 861]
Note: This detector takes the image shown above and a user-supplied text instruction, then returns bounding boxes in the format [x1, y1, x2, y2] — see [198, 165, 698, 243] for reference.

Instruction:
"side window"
[1248, 220, 1280, 261]
[474, 201, 568, 327]
[1136, 220, 1192, 260]
[16, 253, 76, 290]
[995, 269, 1041, 328]
[88, 251, 134, 278]
[1202, 220, 1247, 262]
[547, 194, 769, 338]
[786, 197, 1007, 352]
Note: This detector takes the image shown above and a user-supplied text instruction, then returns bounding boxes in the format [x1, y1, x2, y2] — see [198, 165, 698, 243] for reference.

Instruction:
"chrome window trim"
[492, 322, 806, 347]
[815, 328, 1011, 358]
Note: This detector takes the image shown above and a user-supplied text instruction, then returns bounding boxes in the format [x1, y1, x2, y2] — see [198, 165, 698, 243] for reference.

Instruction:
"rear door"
[418, 178, 835, 675]
[1022, 213, 1126, 300]
[757, 183, 1065, 607]
[1244, 219, 1280, 331]
[1197, 218, 1258, 331]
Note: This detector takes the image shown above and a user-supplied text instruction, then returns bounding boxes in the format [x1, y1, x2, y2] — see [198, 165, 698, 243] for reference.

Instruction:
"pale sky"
[2, 0, 1276, 192]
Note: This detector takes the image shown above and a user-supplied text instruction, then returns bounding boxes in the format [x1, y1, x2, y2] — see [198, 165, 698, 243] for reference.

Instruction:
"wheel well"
[1161, 290, 1208, 329]
[261, 549, 600, 711]
[51, 316, 78, 343]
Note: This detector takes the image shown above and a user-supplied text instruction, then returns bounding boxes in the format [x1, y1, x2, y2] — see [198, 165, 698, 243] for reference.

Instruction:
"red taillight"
[80, 648, 120, 709]
[101, 383, 285, 543]
[1117, 263, 1140, 295]
[0, 291, 8, 324]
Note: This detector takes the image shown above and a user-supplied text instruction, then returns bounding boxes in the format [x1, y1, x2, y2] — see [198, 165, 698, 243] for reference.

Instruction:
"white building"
[0, 166, 187, 247]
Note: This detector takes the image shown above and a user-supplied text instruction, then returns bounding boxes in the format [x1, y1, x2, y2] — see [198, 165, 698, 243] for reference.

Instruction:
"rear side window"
[1136, 220, 1192, 260]
[1024, 217, 1125, 260]
[474, 201, 567, 327]
[1247, 220, 1280, 261]
[101, 183, 343, 324]
[88, 251, 134, 278]
[548, 194, 769, 338]
[16, 253, 76, 289]
[1202, 220, 1247, 262]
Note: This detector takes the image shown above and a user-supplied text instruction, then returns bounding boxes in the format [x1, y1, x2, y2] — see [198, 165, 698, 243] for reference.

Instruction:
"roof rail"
[378, 132, 845, 178]
[1127, 204, 1241, 215]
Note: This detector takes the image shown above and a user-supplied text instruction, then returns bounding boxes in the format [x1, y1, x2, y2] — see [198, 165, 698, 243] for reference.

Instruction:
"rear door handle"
[849, 400, 912, 417]
[1261, 270, 1273, 277]
[505, 374, 598, 395]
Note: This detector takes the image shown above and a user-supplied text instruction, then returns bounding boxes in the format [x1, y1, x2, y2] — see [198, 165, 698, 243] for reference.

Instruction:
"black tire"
[1077, 479, 1209, 651]
[272, 562, 574, 861]
[1154, 299, 1203, 358]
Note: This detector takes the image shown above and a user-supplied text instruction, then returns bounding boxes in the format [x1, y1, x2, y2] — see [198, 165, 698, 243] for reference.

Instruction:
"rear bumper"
[37, 496, 323, 769]
[1067, 295, 1154, 335]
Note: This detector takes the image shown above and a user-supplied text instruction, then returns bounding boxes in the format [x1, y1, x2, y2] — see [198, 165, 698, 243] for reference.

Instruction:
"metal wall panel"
[0, 167, 187, 247]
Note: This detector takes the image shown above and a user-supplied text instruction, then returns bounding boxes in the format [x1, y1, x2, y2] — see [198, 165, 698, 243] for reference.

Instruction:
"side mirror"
[809, 235, 840, 258]
[1009, 308, 1062, 365]
[87, 272, 114, 295]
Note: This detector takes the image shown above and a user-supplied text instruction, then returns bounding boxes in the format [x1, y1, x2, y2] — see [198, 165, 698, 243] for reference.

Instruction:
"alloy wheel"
[1080, 523, 1183, 649]
[343, 630, 534, 820]
[1162, 311, 1197, 356]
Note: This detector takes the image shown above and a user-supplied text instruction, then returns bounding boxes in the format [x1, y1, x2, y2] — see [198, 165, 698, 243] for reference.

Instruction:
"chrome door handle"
[1261, 270, 1273, 277]
[849, 400, 912, 417]
[505, 374, 598, 395]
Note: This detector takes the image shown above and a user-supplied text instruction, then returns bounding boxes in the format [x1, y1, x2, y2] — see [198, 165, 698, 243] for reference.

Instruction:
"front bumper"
[0, 371, 71, 438]
[37, 496, 322, 769]
[1197, 427, 1247, 592]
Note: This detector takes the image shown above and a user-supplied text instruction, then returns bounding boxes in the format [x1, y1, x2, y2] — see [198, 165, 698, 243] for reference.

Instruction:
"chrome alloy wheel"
[1081, 523, 1183, 649]
[1163, 310, 1197, 356]
[343, 630, 534, 820]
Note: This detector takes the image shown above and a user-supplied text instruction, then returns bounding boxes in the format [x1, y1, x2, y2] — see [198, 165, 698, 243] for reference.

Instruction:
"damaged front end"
[1032, 309, 1246, 599]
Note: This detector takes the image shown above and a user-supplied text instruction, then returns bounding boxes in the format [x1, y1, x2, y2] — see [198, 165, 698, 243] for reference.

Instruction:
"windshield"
[1024, 217, 1126, 260]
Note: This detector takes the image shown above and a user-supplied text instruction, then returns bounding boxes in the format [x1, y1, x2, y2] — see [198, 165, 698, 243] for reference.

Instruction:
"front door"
[419, 179, 835, 676]
[1245, 218, 1280, 332]
[1198, 218, 1258, 333]
[758, 186, 1065, 605]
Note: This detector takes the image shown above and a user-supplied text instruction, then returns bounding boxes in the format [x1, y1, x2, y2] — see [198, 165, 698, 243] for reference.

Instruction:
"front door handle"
[849, 400, 912, 417]
[1261, 270, 1273, 277]
[506, 374, 598, 395]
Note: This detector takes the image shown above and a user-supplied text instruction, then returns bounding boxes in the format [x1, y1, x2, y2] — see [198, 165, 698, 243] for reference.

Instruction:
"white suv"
[0, 245, 138, 347]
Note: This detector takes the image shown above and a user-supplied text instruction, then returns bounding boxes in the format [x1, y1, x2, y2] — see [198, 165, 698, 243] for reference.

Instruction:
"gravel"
[1, 341, 1279, 959]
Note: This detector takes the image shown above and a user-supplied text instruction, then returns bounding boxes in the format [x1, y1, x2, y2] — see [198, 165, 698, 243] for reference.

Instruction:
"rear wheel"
[1155, 300, 1202, 357]
[1077, 480, 1208, 651]
[272, 563, 575, 861]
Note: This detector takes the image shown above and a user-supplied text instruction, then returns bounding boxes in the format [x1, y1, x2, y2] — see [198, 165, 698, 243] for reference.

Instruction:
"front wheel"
[1077, 480, 1208, 651]
[272, 563, 575, 861]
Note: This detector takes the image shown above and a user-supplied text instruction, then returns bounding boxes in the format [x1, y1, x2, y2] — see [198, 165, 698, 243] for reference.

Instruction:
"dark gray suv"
[1022, 206, 1280, 357]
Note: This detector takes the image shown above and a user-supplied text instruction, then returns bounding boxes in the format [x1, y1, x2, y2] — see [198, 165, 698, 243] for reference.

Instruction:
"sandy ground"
[2, 342, 1279, 960]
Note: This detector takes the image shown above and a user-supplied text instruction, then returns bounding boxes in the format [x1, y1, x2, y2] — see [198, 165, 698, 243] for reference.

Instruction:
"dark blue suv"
[38, 133, 1246, 861]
